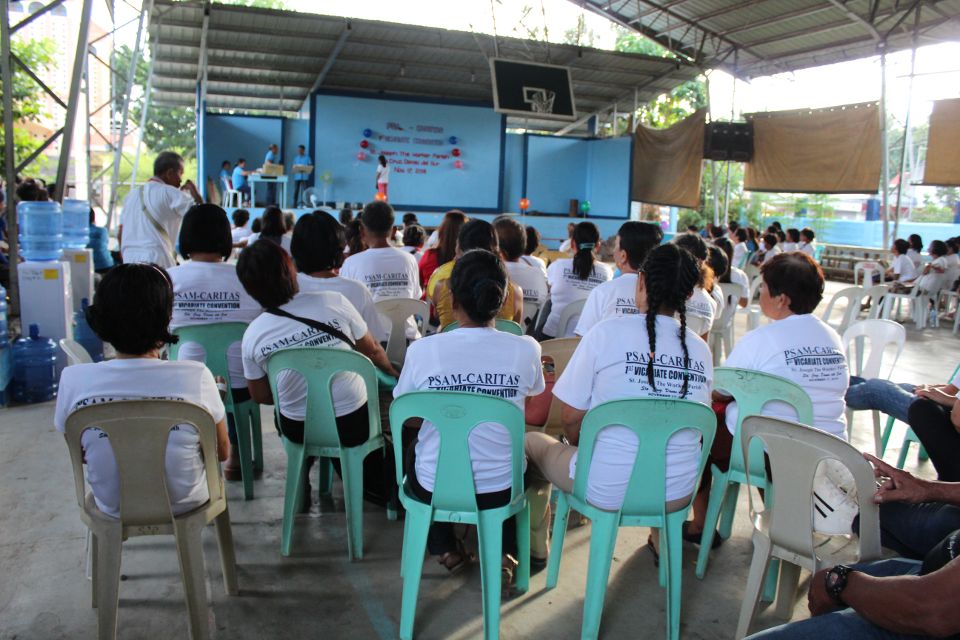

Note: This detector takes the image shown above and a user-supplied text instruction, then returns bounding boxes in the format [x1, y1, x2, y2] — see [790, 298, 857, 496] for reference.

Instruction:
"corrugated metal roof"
[582, 0, 960, 79]
[148, 0, 701, 132]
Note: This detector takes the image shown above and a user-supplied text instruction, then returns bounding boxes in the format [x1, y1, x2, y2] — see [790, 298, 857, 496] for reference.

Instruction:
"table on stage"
[248, 174, 289, 207]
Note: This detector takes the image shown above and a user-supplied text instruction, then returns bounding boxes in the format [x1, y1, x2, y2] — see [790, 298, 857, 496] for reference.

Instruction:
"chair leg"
[173, 521, 211, 640]
[580, 514, 619, 640]
[514, 504, 531, 595]
[232, 406, 255, 501]
[384, 448, 399, 521]
[477, 511, 506, 640]
[718, 481, 741, 540]
[695, 468, 730, 579]
[93, 527, 123, 640]
[213, 509, 239, 595]
[317, 457, 334, 497]
[664, 518, 685, 640]
[773, 561, 800, 619]
[281, 445, 308, 556]
[399, 512, 431, 640]
[340, 448, 366, 561]
[546, 493, 572, 589]
[734, 535, 772, 640]
[249, 403, 264, 473]
[897, 438, 912, 469]
[918, 443, 930, 461]
[879, 415, 896, 458]
[871, 410, 883, 458]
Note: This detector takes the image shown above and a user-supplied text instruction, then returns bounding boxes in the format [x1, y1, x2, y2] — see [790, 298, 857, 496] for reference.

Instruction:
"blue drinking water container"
[11, 324, 58, 403]
[18, 200, 63, 261]
[62, 198, 90, 249]
[73, 298, 103, 362]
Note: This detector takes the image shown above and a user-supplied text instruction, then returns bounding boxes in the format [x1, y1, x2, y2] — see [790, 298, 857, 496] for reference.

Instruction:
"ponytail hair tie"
[578, 242, 596, 251]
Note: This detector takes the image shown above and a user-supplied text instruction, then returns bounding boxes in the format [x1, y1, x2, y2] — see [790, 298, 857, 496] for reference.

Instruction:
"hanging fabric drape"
[744, 102, 881, 194]
[631, 109, 706, 209]
[921, 98, 960, 187]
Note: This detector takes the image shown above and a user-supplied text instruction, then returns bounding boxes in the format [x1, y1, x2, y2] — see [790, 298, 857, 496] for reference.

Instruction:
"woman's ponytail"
[571, 221, 601, 280]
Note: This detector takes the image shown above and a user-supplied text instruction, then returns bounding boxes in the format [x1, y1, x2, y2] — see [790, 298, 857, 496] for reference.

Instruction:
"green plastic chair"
[266, 347, 394, 559]
[695, 368, 814, 580]
[171, 322, 263, 500]
[441, 319, 524, 335]
[389, 391, 530, 640]
[546, 398, 716, 640]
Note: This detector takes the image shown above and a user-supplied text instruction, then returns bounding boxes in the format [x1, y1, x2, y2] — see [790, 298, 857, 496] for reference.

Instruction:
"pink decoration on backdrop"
[356, 151, 367, 161]
[453, 160, 463, 169]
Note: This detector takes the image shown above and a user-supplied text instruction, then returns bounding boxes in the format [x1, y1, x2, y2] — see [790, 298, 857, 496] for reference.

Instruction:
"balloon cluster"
[451, 139, 463, 169]
[357, 128, 374, 160]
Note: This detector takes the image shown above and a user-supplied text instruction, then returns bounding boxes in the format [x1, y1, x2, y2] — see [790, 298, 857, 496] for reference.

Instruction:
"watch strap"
[826, 565, 854, 605]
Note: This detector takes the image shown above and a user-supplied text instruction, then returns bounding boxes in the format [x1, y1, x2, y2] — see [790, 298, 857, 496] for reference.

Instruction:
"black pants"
[404, 441, 517, 557]
[226, 387, 252, 443]
[293, 180, 306, 206]
[278, 404, 370, 447]
[909, 398, 960, 482]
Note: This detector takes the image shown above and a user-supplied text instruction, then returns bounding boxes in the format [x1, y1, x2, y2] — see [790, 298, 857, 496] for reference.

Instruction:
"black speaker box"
[703, 121, 754, 162]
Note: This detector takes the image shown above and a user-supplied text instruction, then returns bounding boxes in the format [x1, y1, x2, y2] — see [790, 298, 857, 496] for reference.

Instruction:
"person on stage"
[231, 158, 253, 206]
[375, 155, 390, 199]
[292, 144, 310, 207]
[264, 143, 279, 206]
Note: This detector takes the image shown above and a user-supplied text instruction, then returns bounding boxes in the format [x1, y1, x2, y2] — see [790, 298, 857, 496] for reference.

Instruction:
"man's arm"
[181, 179, 202, 204]
[247, 376, 273, 406]
[559, 402, 587, 446]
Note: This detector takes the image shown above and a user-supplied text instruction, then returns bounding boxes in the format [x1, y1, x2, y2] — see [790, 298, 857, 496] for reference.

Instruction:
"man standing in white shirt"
[119, 151, 201, 269]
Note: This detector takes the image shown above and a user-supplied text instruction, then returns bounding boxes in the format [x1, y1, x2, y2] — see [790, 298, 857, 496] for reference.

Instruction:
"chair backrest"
[571, 398, 716, 516]
[746, 276, 763, 305]
[853, 261, 881, 287]
[59, 338, 93, 366]
[521, 300, 541, 329]
[170, 322, 248, 409]
[63, 400, 222, 526]
[820, 286, 864, 335]
[714, 367, 815, 480]
[374, 298, 429, 367]
[441, 319, 524, 336]
[557, 298, 587, 338]
[741, 415, 881, 561]
[539, 337, 581, 436]
[266, 347, 382, 450]
[841, 319, 906, 379]
[389, 391, 525, 512]
[863, 284, 889, 320]
[711, 283, 741, 333]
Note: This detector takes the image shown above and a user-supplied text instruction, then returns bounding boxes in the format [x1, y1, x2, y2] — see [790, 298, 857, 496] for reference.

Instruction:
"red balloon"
[374, 192, 387, 202]
[360, 140, 370, 149]
[454, 160, 463, 169]
[451, 148, 461, 157]
[519, 198, 530, 211]
[356, 151, 367, 161]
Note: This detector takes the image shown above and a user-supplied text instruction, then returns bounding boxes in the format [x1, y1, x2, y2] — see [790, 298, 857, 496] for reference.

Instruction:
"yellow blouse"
[427, 260, 518, 329]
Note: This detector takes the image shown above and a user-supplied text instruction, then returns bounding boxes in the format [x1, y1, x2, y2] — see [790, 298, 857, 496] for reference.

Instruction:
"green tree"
[0, 37, 56, 174]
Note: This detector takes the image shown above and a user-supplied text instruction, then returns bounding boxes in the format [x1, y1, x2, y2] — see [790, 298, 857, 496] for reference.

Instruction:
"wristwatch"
[825, 565, 855, 606]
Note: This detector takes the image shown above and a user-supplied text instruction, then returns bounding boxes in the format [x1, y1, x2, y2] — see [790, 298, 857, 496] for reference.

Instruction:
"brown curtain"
[631, 109, 705, 209]
[744, 102, 880, 194]
[922, 98, 960, 186]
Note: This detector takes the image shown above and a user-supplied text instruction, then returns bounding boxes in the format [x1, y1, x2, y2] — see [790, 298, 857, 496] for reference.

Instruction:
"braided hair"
[640, 243, 701, 398]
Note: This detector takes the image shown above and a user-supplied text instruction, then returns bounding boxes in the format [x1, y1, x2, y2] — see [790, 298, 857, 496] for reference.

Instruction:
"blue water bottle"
[11, 324, 58, 403]
[61, 198, 91, 249]
[74, 298, 103, 362]
[18, 200, 63, 261]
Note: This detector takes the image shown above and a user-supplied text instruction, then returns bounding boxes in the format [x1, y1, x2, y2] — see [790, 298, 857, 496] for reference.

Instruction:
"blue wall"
[501, 133, 525, 213]
[313, 94, 504, 211]
[203, 114, 283, 201]
[767, 216, 960, 249]
[586, 137, 632, 218]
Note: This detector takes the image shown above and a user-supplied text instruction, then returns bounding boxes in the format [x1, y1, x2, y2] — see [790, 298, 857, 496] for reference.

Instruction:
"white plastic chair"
[820, 286, 864, 335]
[556, 298, 587, 338]
[64, 400, 238, 639]
[220, 177, 240, 208]
[841, 319, 906, 455]
[881, 284, 940, 328]
[60, 338, 93, 366]
[735, 276, 764, 335]
[708, 282, 741, 365]
[374, 298, 428, 368]
[853, 260, 882, 287]
[521, 299, 541, 332]
[735, 415, 882, 639]
[863, 284, 889, 320]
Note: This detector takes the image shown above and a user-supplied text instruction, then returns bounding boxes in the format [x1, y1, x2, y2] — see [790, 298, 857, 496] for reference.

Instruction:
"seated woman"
[673, 232, 716, 339]
[237, 241, 398, 506]
[247, 206, 291, 254]
[525, 243, 711, 563]
[705, 245, 729, 321]
[915, 239, 949, 294]
[290, 211, 386, 343]
[541, 221, 613, 339]
[522, 225, 548, 275]
[168, 204, 262, 480]
[714, 237, 750, 308]
[402, 224, 426, 263]
[427, 219, 523, 330]
[55, 264, 228, 517]
[885, 238, 918, 290]
[685, 251, 849, 541]
[418, 210, 466, 288]
[395, 248, 545, 584]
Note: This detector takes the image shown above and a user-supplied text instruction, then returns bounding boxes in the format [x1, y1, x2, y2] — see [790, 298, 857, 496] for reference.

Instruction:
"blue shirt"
[87, 224, 114, 271]
[219, 168, 231, 185]
[232, 166, 247, 189]
[292, 154, 310, 181]
[264, 150, 277, 164]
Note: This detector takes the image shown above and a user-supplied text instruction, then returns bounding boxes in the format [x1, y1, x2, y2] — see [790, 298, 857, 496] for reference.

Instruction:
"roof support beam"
[195, 1, 210, 103]
[824, 0, 883, 42]
[300, 21, 351, 112]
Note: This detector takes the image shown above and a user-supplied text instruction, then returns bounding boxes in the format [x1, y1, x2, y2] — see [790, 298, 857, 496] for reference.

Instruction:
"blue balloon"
[448, 136, 458, 145]
[363, 128, 372, 138]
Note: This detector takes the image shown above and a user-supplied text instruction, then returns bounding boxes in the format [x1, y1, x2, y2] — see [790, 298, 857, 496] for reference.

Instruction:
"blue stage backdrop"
[203, 114, 283, 200]
[313, 94, 505, 211]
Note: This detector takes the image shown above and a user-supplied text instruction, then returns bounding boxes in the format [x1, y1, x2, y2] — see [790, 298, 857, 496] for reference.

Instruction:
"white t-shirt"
[729, 267, 750, 300]
[520, 254, 548, 277]
[231, 226, 251, 243]
[907, 248, 923, 269]
[506, 260, 549, 306]
[944, 253, 960, 287]
[762, 245, 783, 263]
[54, 358, 226, 518]
[340, 246, 422, 338]
[559, 238, 573, 253]
[723, 313, 848, 439]
[781, 242, 798, 253]
[574, 272, 639, 336]
[394, 328, 545, 494]
[544, 258, 614, 337]
[685, 287, 717, 336]
[891, 254, 917, 282]
[917, 256, 949, 292]
[120, 181, 194, 269]
[241, 292, 368, 420]
[798, 241, 816, 257]
[296, 272, 386, 343]
[425, 229, 440, 250]
[732, 242, 748, 268]
[553, 314, 713, 510]
[376, 164, 390, 184]
[709, 284, 726, 320]
[168, 261, 263, 389]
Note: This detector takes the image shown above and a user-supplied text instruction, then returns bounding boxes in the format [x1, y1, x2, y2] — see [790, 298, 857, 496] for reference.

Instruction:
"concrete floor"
[1, 279, 955, 640]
